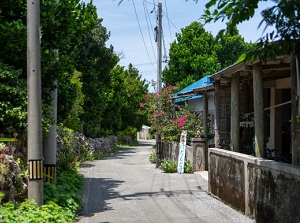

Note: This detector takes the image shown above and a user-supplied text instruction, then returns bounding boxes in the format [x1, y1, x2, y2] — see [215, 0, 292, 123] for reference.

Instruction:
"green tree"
[100, 64, 149, 136]
[0, 0, 27, 75]
[0, 62, 27, 133]
[215, 26, 252, 68]
[162, 22, 250, 89]
[75, 23, 119, 137]
[100, 65, 127, 134]
[0, 0, 116, 135]
[58, 70, 84, 132]
[163, 22, 220, 88]
[120, 64, 149, 131]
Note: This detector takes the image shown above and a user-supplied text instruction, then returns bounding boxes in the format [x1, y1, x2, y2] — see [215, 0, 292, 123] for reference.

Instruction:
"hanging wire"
[164, 0, 173, 42]
[162, 28, 168, 63]
[143, 0, 157, 61]
[132, 0, 157, 72]
[162, 10, 180, 33]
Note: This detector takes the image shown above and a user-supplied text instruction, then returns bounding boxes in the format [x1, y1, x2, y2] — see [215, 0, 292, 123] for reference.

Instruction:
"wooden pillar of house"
[203, 92, 208, 170]
[291, 53, 300, 165]
[230, 73, 240, 152]
[253, 62, 265, 157]
[214, 82, 221, 148]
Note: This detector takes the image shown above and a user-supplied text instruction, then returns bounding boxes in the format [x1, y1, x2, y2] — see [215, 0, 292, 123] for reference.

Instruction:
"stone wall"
[161, 141, 180, 162]
[161, 139, 206, 172]
[209, 148, 300, 223]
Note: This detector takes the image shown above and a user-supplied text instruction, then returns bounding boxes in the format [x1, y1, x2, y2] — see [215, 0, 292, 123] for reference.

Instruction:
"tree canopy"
[162, 21, 251, 88]
[0, 0, 149, 138]
[200, 0, 300, 59]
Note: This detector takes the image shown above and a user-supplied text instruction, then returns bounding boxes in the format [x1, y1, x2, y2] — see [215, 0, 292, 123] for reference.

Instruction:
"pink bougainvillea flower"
[156, 90, 162, 98]
[178, 115, 186, 128]
[139, 103, 144, 108]
[178, 121, 185, 128]
[146, 93, 151, 102]
[153, 112, 159, 118]
[164, 85, 173, 91]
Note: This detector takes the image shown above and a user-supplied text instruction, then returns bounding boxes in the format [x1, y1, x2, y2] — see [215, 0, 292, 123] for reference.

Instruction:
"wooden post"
[230, 73, 240, 152]
[203, 92, 208, 170]
[253, 62, 264, 157]
[291, 53, 300, 165]
[214, 82, 221, 148]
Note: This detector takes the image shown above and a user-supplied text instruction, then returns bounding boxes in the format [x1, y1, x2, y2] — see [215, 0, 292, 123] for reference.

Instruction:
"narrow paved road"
[77, 140, 254, 223]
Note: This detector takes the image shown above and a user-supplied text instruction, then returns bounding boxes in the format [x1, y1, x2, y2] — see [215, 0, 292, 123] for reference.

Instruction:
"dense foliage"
[100, 64, 149, 137]
[0, 0, 148, 138]
[160, 159, 193, 173]
[162, 22, 251, 88]
[142, 85, 206, 142]
[0, 63, 27, 132]
[0, 124, 122, 222]
[200, 0, 300, 60]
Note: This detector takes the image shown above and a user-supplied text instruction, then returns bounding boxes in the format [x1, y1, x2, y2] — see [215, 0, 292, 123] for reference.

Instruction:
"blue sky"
[82, 0, 274, 92]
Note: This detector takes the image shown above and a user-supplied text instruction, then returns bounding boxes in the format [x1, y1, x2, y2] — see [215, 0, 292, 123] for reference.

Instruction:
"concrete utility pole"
[155, 2, 162, 168]
[43, 80, 57, 184]
[157, 2, 162, 93]
[27, 0, 43, 205]
[43, 0, 59, 184]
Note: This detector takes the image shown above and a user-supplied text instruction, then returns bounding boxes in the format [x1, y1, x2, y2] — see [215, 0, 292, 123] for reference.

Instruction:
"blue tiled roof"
[173, 76, 213, 103]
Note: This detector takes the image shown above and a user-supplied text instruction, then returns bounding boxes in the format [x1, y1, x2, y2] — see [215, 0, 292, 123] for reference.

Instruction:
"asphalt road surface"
[76, 140, 255, 223]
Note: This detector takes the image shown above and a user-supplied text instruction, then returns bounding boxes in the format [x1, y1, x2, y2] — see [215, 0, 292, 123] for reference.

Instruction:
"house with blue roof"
[173, 75, 215, 146]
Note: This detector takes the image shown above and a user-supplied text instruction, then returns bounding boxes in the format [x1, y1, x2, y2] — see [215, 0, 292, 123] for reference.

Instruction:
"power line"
[162, 10, 180, 33]
[132, 0, 157, 73]
[164, 0, 173, 42]
[162, 28, 168, 63]
[143, 0, 157, 61]
[144, 0, 156, 5]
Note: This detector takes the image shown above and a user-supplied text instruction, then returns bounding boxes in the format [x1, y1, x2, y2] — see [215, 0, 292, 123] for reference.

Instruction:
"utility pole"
[43, 0, 59, 184]
[157, 2, 162, 93]
[43, 79, 57, 184]
[27, 0, 43, 205]
[156, 2, 162, 168]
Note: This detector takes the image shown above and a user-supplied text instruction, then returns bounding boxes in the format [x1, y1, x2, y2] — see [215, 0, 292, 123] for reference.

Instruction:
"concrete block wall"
[161, 141, 179, 162]
[209, 148, 300, 223]
[161, 140, 206, 172]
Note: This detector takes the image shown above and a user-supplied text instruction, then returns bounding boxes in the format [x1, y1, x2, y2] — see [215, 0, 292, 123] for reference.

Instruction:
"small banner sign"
[177, 130, 187, 174]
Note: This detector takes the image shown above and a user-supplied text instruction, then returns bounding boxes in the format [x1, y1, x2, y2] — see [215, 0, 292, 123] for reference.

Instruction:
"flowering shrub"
[0, 142, 27, 204]
[141, 85, 204, 142]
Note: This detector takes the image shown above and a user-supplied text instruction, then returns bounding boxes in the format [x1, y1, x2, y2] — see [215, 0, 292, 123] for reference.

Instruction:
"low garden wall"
[160, 138, 207, 172]
[209, 148, 300, 223]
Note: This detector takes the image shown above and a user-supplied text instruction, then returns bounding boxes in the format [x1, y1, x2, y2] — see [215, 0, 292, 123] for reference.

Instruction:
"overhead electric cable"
[144, 0, 156, 5]
[143, 0, 157, 61]
[162, 11, 180, 33]
[132, 0, 156, 72]
[164, 0, 173, 42]
[162, 28, 168, 63]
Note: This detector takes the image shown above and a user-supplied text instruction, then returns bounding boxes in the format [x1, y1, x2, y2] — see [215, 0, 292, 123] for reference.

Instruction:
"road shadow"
[77, 176, 207, 221]
[104, 147, 138, 160]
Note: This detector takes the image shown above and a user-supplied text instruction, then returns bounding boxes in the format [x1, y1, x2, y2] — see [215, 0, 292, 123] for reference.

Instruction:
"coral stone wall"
[209, 148, 300, 223]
